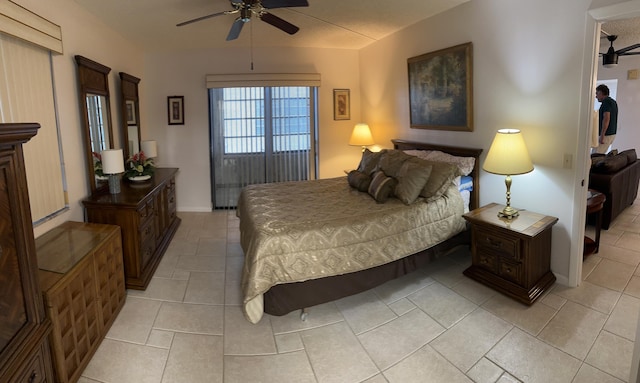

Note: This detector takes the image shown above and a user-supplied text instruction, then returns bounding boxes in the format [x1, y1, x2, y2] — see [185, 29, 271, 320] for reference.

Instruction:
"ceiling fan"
[177, 0, 309, 41]
[601, 34, 640, 68]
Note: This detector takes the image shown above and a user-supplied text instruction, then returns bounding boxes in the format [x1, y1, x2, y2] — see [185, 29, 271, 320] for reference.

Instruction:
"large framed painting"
[407, 42, 473, 131]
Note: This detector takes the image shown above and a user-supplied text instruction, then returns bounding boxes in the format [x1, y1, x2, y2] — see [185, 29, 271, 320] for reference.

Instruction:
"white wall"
[598, 56, 640, 152]
[359, 0, 602, 282]
[143, 47, 362, 211]
[13, 0, 144, 237]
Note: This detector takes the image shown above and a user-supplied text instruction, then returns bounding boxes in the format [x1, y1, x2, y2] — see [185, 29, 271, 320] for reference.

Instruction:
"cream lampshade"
[101, 149, 124, 194]
[483, 129, 534, 219]
[141, 140, 158, 158]
[349, 123, 375, 152]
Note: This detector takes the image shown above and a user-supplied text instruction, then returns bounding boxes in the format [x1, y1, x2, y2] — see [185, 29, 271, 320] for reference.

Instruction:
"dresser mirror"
[119, 72, 141, 159]
[75, 55, 115, 194]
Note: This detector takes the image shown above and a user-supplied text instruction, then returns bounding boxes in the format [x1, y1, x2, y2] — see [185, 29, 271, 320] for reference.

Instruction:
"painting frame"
[333, 89, 350, 120]
[407, 42, 473, 131]
[167, 95, 185, 125]
[125, 100, 136, 126]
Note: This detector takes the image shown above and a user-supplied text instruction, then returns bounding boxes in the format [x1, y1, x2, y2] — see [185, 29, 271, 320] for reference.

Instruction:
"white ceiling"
[601, 18, 640, 55]
[72, 0, 469, 52]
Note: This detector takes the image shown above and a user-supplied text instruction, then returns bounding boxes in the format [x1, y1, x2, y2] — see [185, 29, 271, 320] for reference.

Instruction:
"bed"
[238, 139, 483, 323]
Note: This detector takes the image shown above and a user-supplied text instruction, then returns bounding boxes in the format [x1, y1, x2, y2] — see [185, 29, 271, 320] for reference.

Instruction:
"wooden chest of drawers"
[462, 203, 558, 305]
[82, 168, 181, 290]
[37, 222, 126, 383]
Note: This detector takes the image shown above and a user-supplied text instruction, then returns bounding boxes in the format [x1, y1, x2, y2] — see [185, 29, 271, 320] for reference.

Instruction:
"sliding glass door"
[209, 86, 318, 209]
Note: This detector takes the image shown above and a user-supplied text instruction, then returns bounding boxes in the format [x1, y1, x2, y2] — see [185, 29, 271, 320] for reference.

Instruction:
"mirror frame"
[75, 55, 114, 194]
[119, 72, 141, 160]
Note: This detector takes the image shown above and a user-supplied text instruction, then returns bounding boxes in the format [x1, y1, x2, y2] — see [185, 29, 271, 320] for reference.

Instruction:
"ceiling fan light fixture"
[603, 52, 618, 68]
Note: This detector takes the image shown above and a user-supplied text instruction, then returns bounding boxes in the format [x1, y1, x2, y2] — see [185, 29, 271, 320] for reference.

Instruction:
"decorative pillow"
[394, 159, 433, 205]
[419, 160, 463, 201]
[377, 149, 414, 178]
[403, 150, 432, 159]
[347, 170, 371, 192]
[423, 150, 476, 176]
[619, 148, 637, 165]
[592, 154, 628, 174]
[368, 170, 397, 203]
[357, 149, 385, 175]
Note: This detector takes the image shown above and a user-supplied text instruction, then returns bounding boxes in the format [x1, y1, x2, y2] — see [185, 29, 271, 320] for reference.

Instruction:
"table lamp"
[483, 129, 534, 219]
[141, 140, 158, 159]
[101, 149, 124, 194]
[349, 123, 375, 152]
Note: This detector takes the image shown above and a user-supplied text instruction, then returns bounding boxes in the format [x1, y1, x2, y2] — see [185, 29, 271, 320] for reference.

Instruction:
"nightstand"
[462, 203, 558, 305]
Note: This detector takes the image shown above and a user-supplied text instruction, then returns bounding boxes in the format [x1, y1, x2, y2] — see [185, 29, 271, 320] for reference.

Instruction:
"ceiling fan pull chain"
[250, 19, 254, 71]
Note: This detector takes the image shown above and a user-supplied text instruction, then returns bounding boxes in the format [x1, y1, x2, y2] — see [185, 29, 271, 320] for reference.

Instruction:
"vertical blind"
[0, 33, 66, 223]
[209, 86, 317, 209]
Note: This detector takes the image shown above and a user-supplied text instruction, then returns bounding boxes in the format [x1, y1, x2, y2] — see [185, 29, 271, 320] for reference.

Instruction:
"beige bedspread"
[237, 176, 466, 323]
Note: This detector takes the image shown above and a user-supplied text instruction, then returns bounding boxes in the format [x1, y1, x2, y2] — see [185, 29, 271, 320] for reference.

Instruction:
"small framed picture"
[167, 96, 184, 125]
[333, 89, 350, 120]
[125, 100, 136, 126]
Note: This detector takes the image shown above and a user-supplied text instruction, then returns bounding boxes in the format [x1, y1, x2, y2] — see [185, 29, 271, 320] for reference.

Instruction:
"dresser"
[82, 168, 180, 290]
[36, 222, 125, 383]
[0, 123, 54, 383]
[463, 203, 558, 305]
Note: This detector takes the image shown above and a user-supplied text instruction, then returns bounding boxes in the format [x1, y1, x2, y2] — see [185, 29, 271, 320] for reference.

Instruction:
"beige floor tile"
[585, 331, 634, 381]
[388, 298, 416, 316]
[429, 261, 467, 288]
[161, 333, 223, 383]
[598, 243, 640, 266]
[624, 275, 640, 298]
[362, 374, 389, 383]
[188, 227, 227, 241]
[224, 351, 316, 383]
[226, 242, 244, 257]
[481, 293, 556, 335]
[496, 373, 521, 383]
[154, 302, 223, 335]
[586, 258, 635, 292]
[77, 377, 102, 383]
[170, 270, 190, 280]
[275, 332, 304, 353]
[537, 301, 607, 359]
[127, 278, 187, 302]
[540, 292, 567, 310]
[196, 238, 226, 256]
[358, 308, 445, 370]
[553, 281, 621, 314]
[175, 254, 225, 272]
[383, 345, 472, 383]
[582, 255, 603, 278]
[301, 321, 379, 383]
[224, 306, 276, 355]
[467, 358, 504, 383]
[82, 339, 168, 383]
[612, 220, 640, 234]
[487, 328, 581, 383]
[445, 245, 472, 266]
[184, 272, 225, 304]
[600, 227, 624, 245]
[105, 297, 162, 344]
[146, 329, 174, 349]
[335, 290, 398, 335]
[451, 277, 497, 305]
[408, 282, 477, 328]
[153, 255, 179, 278]
[431, 308, 512, 372]
[372, 269, 435, 305]
[572, 363, 625, 383]
[616, 231, 640, 252]
[604, 293, 640, 341]
[166, 238, 198, 254]
[225, 256, 244, 305]
[269, 302, 344, 334]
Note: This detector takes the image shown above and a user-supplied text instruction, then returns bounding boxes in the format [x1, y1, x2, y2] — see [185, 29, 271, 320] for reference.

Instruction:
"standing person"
[595, 84, 618, 154]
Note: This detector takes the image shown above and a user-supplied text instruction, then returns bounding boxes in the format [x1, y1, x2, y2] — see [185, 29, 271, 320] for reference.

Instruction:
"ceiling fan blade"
[621, 51, 640, 56]
[177, 11, 227, 27]
[260, 12, 299, 35]
[226, 18, 245, 41]
[617, 43, 640, 55]
[261, 0, 309, 9]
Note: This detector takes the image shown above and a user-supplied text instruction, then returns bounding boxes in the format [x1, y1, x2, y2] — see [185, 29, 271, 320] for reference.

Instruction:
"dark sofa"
[588, 149, 640, 229]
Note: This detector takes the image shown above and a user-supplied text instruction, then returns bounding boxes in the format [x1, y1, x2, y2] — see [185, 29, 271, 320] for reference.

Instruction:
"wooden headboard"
[392, 139, 483, 211]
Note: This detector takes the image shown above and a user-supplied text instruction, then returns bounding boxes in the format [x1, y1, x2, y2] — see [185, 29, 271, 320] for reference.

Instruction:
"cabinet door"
[93, 231, 126, 330]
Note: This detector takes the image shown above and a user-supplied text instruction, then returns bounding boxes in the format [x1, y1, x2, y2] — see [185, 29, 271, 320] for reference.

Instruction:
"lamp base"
[497, 205, 519, 219]
[108, 174, 121, 194]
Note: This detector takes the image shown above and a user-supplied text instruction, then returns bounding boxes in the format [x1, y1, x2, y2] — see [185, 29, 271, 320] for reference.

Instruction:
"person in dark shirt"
[595, 84, 618, 154]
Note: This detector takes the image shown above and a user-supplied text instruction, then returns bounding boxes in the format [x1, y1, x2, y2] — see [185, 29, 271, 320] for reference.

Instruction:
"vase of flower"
[125, 150, 155, 181]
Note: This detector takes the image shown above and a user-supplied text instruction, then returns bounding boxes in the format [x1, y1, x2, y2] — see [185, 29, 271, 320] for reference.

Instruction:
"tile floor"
[79, 199, 640, 383]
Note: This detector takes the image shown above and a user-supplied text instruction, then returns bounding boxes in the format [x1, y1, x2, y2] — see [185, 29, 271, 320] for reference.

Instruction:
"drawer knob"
[487, 238, 502, 248]
[505, 267, 512, 273]
[28, 371, 38, 383]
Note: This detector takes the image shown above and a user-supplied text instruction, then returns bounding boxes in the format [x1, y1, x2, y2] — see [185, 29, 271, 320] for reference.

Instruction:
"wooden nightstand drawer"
[498, 259, 523, 284]
[475, 250, 497, 273]
[476, 227, 520, 260]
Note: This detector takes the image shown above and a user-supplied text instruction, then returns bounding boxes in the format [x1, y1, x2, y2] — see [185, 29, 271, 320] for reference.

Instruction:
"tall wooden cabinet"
[0, 123, 54, 383]
[82, 168, 180, 290]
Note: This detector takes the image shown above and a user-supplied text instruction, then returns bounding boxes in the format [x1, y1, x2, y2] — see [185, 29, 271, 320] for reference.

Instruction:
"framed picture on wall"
[125, 100, 136, 126]
[407, 42, 473, 131]
[333, 89, 350, 120]
[167, 96, 184, 125]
